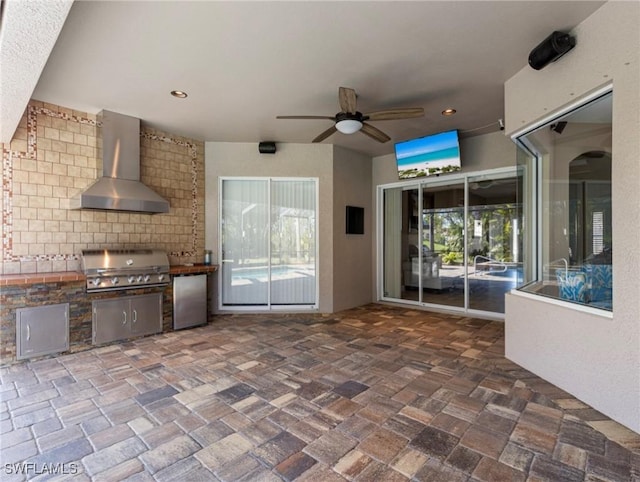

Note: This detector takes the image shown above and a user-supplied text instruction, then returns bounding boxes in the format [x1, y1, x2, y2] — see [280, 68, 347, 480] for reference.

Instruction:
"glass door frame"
[218, 176, 319, 312]
[377, 166, 519, 319]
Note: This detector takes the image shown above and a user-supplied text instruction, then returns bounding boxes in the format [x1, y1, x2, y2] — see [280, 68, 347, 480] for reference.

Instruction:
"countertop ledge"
[0, 272, 86, 287]
[0, 265, 218, 287]
[170, 264, 219, 275]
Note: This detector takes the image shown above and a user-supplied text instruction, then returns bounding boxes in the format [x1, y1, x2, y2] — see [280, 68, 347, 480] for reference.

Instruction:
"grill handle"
[93, 266, 167, 274]
[122, 311, 127, 325]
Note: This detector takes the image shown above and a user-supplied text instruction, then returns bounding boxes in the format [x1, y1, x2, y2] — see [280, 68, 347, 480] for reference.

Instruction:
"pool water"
[232, 265, 312, 281]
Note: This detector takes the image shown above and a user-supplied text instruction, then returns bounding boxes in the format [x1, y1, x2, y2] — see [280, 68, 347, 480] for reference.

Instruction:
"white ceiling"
[12, 1, 606, 157]
[0, 0, 73, 143]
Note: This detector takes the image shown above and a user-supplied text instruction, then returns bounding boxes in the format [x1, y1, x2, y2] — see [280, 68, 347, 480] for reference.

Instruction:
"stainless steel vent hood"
[70, 110, 170, 214]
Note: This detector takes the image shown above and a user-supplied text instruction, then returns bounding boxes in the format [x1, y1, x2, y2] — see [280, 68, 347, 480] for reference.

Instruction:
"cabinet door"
[130, 293, 162, 336]
[17, 304, 69, 360]
[93, 298, 130, 344]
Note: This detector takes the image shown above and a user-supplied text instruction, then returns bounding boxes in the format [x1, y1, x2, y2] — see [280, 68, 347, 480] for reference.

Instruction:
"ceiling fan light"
[336, 119, 363, 134]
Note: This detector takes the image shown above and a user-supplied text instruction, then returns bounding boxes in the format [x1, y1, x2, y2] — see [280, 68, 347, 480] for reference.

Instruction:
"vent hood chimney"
[70, 110, 170, 214]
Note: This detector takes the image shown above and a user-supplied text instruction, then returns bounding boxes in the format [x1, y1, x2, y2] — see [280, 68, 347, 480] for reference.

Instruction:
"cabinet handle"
[132, 310, 137, 323]
[123, 311, 127, 325]
[26, 324, 31, 341]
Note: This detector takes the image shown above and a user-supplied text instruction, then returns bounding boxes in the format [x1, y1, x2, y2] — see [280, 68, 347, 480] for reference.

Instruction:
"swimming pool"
[480, 267, 523, 283]
[231, 265, 313, 283]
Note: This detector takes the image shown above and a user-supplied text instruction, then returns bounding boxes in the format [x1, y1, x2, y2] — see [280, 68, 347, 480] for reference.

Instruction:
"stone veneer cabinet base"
[0, 281, 173, 365]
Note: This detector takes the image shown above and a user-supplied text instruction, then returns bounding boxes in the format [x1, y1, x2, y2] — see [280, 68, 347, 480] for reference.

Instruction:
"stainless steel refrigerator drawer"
[173, 274, 207, 329]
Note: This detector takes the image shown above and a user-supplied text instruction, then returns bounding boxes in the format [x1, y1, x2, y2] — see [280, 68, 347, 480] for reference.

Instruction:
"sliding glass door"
[467, 174, 522, 313]
[380, 168, 522, 316]
[220, 178, 317, 309]
[420, 181, 466, 308]
[270, 180, 317, 305]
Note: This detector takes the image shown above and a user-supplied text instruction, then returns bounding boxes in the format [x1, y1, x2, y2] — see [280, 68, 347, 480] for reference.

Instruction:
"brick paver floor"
[1, 304, 639, 481]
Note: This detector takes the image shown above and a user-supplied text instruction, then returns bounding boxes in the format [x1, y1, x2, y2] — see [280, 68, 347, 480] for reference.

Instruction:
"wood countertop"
[0, 271, 86, 287]
[169, 264, 219, 275]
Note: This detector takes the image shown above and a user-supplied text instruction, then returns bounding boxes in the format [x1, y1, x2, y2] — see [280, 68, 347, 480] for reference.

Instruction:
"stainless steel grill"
[80, 249, 170, 292]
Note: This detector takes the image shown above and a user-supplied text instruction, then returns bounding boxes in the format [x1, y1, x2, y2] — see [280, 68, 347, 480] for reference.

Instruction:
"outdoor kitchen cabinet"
[92, 293, 162, 344]
[16, 303, 69, 360]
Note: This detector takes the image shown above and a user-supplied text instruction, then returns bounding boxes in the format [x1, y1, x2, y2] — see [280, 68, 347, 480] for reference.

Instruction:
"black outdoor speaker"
[259, 142, 276, 154]
[528, 31, 576, 70]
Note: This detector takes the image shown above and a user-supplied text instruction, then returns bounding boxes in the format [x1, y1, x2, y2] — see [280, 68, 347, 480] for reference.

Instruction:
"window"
[515, 90, 612, 311]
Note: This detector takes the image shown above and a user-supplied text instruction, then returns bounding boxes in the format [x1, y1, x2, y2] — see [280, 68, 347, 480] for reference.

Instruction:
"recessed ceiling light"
[441, 108, 456, 116]
[171, 90, 188, 98]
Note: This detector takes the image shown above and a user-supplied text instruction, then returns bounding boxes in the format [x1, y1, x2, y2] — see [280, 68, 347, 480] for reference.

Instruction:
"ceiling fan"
[277, 87, 424, 143]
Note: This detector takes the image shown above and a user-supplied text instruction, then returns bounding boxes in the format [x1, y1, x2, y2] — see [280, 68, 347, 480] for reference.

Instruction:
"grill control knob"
[158, 274, 165, 282]
[92, 278, 101, 286]
[111, 276, 119, 285]
[128, 276, 136, 283]
[144, 274, 151, 283]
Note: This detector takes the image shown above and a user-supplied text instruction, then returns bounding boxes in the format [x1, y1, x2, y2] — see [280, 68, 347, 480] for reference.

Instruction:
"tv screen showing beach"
[395, 130, 461, 179]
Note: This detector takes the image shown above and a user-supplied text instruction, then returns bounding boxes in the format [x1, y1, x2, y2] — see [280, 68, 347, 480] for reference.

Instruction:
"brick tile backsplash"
[1, 101, 205, 273]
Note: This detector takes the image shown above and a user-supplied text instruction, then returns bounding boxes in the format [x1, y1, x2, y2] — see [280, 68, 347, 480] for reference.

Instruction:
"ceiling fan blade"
[313, 125, 337, 143]
[277, 115, 335, 120]
[339, 87, 357, 113]
[360, 122, 391, 143]
[365, 108, 424, 121]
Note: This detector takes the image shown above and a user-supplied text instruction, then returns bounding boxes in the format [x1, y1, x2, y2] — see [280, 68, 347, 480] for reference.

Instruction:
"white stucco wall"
[205, 141, 374, 314]
[371, 130, 517, 300]
[504, 2, 640, 433]
[372, 130, 515, 187]
[332, 146, 373, 312]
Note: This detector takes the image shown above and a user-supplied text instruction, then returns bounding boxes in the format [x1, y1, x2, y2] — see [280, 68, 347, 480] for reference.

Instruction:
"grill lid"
[80, 249, 169, 274]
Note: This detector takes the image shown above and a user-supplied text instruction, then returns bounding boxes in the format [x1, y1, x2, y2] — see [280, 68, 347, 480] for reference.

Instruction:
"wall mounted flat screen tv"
[394, 129, 461, 179]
